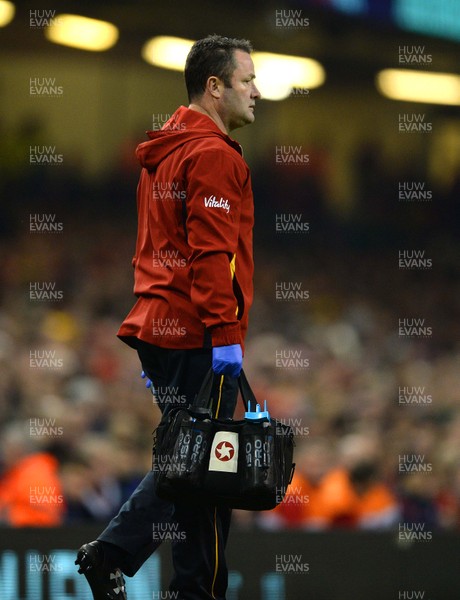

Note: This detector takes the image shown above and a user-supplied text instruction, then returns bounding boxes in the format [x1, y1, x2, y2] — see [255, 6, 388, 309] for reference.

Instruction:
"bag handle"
[192, 367, 215, 411]
[237, 369, 258, 411]
[193, 368, 258, 413]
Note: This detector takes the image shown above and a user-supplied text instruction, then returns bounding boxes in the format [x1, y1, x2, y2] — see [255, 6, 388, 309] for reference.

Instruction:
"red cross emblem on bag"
[215, 441, 235, 461]
[209, 431, 239, 473]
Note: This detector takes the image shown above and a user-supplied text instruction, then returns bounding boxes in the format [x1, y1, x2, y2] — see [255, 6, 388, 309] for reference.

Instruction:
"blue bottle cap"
[245, 399, 270, 422]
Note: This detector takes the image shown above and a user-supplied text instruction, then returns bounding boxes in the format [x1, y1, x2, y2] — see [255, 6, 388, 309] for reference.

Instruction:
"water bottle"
[242, 400, 272, 493]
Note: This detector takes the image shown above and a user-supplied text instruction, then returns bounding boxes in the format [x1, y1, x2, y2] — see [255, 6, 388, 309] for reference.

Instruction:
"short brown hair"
[184, 34, 253, 102]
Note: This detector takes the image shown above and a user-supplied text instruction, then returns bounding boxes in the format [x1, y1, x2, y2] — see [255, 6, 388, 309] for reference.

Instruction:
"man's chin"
[242, 112, 255, 126]
[229, 113, 255, 131]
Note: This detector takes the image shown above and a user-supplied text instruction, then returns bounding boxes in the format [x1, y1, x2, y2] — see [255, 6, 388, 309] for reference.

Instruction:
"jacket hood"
[136, 106, 242, 171]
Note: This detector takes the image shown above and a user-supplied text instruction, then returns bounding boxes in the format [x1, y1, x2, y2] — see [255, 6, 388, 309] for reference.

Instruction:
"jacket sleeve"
[185, 148, 246, 347]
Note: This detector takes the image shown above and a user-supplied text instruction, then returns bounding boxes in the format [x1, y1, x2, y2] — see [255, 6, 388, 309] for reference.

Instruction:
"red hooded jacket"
[118, 106, 254, 351]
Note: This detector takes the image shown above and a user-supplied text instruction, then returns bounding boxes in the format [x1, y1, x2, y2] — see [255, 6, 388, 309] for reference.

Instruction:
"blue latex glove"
[141, 370, 153, 389]
[212, 344, 243, 378]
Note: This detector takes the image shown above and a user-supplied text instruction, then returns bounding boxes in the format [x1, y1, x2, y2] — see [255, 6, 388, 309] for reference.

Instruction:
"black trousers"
[98, 341, 239, 600]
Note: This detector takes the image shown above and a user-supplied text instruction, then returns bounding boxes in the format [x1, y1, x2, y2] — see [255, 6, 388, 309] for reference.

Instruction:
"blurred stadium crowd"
[1, 129, 460, 532]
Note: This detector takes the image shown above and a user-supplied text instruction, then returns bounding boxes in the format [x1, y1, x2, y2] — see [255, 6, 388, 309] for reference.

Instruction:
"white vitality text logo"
[203, 195, 230, 213]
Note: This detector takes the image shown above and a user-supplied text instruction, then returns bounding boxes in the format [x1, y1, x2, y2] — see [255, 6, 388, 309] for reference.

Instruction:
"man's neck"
[188, 102, 228, 135]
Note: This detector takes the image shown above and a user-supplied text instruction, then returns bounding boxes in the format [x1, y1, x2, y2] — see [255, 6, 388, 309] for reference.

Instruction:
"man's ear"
[206, 76, 223, 99]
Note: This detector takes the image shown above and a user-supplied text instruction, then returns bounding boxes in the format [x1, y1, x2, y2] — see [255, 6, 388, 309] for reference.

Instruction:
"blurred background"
[1, 0, 460, 597]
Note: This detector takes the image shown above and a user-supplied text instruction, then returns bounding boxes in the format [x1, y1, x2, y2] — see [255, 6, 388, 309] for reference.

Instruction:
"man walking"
[76, 34, 260, 600]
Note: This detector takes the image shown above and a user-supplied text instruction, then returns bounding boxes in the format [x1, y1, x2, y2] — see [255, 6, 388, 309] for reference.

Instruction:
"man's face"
[219, 49, 261, 132]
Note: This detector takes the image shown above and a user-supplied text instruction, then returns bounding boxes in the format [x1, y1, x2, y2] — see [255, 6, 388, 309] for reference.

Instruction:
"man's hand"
[212, 344, 243, 378]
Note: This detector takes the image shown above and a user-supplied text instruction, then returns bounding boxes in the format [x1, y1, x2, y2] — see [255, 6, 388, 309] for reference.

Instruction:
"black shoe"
[75, 541, 127, 599]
